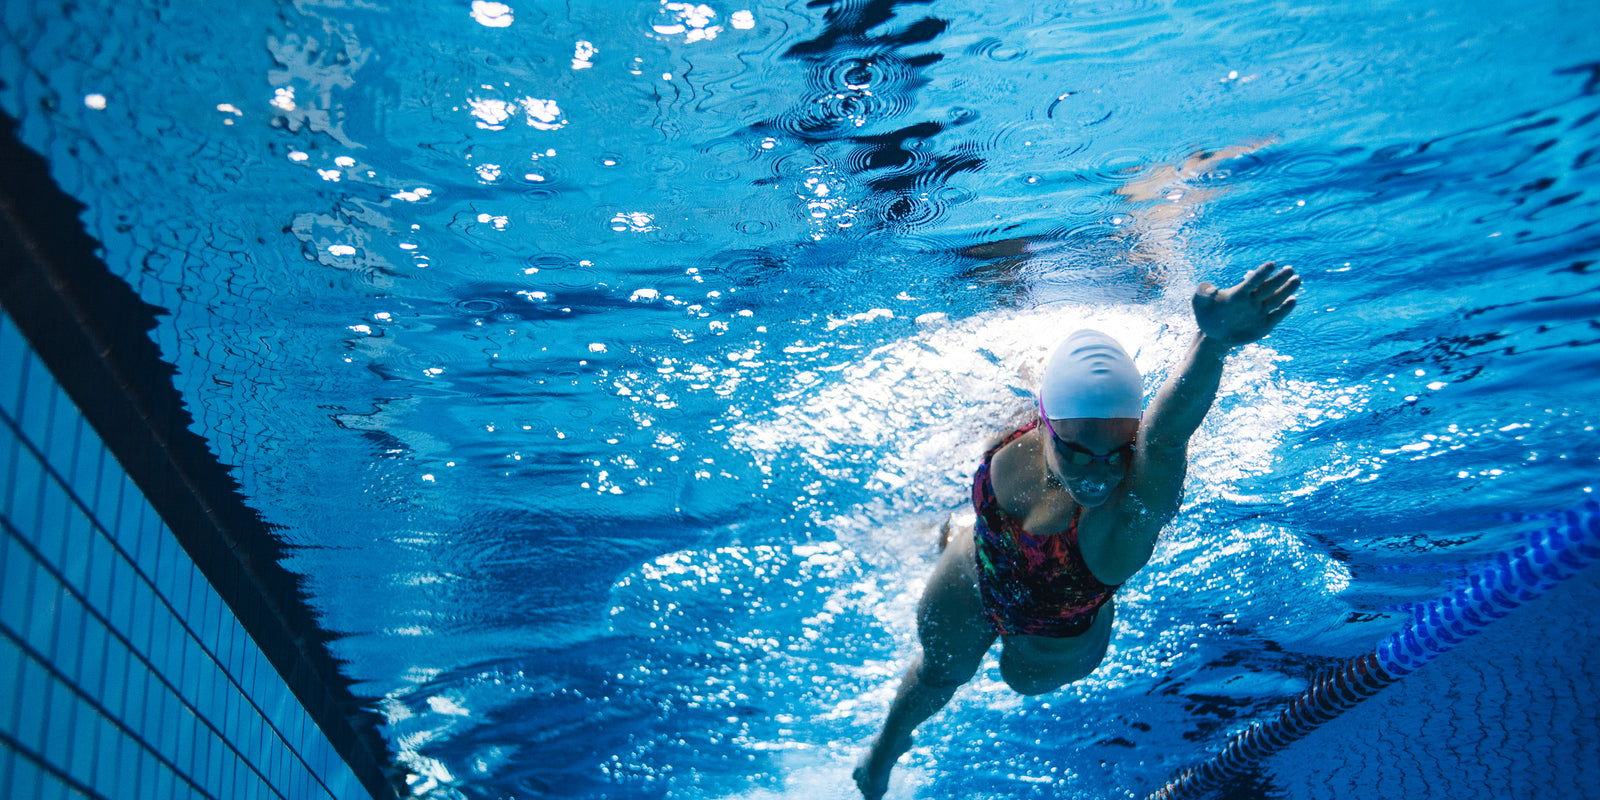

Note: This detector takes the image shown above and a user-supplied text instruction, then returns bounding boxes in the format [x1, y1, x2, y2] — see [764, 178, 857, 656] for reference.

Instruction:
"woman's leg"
[855, 532, 997, 800]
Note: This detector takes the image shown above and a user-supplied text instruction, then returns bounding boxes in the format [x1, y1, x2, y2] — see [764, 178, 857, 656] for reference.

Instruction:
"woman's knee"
[914, 647, 983, 689]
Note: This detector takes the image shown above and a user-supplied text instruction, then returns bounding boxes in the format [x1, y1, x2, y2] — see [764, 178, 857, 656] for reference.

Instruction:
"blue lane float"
[1147, 499, 1600, 800]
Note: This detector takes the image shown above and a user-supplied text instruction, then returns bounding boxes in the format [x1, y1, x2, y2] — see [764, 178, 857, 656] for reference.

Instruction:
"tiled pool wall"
[0, 304, 371, 800]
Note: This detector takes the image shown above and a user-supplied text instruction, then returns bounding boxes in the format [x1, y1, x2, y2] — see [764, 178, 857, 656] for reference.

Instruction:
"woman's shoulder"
[978, 401, 1039, 453]
[986, 424, 1056, 521]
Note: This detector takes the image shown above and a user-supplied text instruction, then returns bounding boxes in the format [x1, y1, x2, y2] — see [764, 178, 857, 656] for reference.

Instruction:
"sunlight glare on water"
[3, 0, 1599, 796]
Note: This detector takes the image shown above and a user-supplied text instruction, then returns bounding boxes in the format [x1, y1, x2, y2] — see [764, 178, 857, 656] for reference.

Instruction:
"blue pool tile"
[254, 765, 272, 800]
[6, 755, 41, 800]
[91, 724, 121, 798]
[41, 679, 76, 771]
[58, 509, 93, 594]
[8, 446, 45, 539]
[15, 658, 50, 750]
[76, 619, 107, 710]
[9, 350, 38, 440]
[206, 594, 226, 654]
[216, 684, 235, 746]
[141, 675, 168, 755]
[199, 728, 222, 795]
[34, 766, 68, 800]
[180, 646, 202, 708]
[0, 749, 11, 800]
[194, 588, 213, 646]
[113, 475, 143, 551]
[82, 531, 114, 621]
[92, 447, 122, 525]
[83, 445, 110, 525]
[126, 665, 153, 741]
[180, 561, 203, 622]
[247, 763, 265, 800]
[174, 709, 196, 771]
[0, 533, 34, 638]
[134, 511, 161, 579]
[0, 421, 17, 514]
[0, 310, 25, 415]
[207, 662, 226, 718]
[266, 681, 293, 736]
[127, 582, 154, 659]
[218, 618, 239, 676]
[150, 533, 179, 608]
[152, 756, 174, 800]
[120, 480, 151, 563]
[0, 638, 23, 736]
[265, 743, 282, 793]
[68, 707, 102, 792]
[35, 471, 71, 568]
[0, 443, 16, 523]
[43, 382, 81, 479]
[207, 757, 223, 800]
[189, 728, 209, 795]
[24, 576, 62, 657]
[240, 692, 259, 754]
[212, 740, 229, 797]
[48, 591, 85, 675]
[14, 351, 50, 446]
[143, 612, 169, 681]
[70, 420, 102, 502]
[17, 364, 59, 455]
[61, 413, 86, 492]
[240, 712, 258, 764]
[111, 662, 138, 736]
[174, 557, 196, 619]
[238, 647, 256, 708]
[97, 646, 126, 729]
[297, 713, 314, 763]
[186, 586, 206, 647]
[97, 552, 127, 639]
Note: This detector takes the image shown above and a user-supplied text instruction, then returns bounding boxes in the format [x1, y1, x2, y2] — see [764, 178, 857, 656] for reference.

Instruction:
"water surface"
[3, 0, 1598, 797]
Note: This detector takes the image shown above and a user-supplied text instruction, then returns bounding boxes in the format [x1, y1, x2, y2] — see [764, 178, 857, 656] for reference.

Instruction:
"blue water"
[4, 0, 1599, 798]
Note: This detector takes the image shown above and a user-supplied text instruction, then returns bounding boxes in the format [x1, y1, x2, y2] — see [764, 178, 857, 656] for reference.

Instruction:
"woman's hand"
[1192, 261, 1300, 347]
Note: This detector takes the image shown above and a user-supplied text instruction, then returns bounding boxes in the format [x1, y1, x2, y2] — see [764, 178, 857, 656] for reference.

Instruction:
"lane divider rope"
[1146, 499, 1600, 800]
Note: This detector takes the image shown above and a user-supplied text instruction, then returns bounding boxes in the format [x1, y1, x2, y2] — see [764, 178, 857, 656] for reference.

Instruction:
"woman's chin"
[1065, 481, 1115, 507]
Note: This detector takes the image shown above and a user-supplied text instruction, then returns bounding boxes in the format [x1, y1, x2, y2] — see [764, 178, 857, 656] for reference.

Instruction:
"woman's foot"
[852, 734, 912, 800]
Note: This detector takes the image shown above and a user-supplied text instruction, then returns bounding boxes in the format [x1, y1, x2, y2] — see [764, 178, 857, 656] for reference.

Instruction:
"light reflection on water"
[5, 0, 1600, 797]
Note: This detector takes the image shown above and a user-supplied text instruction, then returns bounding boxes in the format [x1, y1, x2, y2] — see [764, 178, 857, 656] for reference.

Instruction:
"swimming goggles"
[1038, 398, 1135, 467]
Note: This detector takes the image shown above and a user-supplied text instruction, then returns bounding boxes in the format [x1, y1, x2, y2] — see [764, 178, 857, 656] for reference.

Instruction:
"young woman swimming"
[854, 261, 1301, 799]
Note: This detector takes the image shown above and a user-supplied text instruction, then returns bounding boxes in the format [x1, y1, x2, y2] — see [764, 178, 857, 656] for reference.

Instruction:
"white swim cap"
[1039, 329, 1143, 420]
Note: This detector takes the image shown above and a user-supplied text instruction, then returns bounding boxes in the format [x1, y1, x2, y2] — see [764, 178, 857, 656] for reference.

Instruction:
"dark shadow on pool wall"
[0, 109, 396, 798]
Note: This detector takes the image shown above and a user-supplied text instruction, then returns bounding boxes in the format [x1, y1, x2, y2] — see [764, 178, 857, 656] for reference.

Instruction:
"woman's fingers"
[1241, 261, 1276, 291]
[1267, 297, 1297, 324]
[1252, 264, 1296, 298]
[1263, 275, 1301, 307]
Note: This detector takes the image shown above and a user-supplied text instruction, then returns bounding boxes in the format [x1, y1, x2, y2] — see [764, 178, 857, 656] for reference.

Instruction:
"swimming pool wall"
[1, 114, 393, 799]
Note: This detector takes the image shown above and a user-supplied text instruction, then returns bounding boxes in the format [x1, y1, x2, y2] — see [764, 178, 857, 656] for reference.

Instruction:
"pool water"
[3, 0, 1598, 797]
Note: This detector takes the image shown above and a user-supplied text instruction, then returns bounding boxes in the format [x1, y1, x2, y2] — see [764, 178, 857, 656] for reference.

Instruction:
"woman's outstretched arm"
[1143, 261, 1299, 452]
[1092, 262, 1300, 581]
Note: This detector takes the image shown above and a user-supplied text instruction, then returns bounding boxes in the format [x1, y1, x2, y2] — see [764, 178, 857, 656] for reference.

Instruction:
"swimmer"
[854, 261, 1300, 799]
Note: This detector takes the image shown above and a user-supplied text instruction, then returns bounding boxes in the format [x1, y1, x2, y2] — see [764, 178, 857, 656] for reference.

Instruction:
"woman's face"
[1041, 417, 1140, 507]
